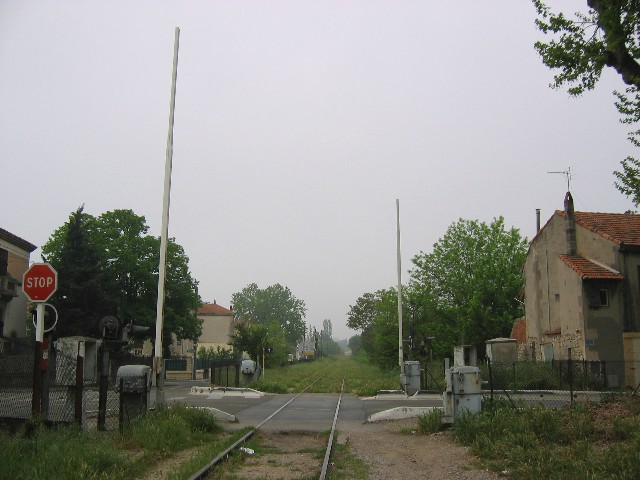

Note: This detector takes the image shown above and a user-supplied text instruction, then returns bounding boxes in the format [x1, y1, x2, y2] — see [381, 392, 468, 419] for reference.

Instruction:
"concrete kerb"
[194, 406, 237, 422]
[190, 386, 265, 398]
[367, 406, 442, 422]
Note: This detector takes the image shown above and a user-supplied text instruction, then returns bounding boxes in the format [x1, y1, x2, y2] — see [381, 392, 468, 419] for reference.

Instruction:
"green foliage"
[348, 334, 362, 355]
[316, 442, 369, 479]
[231, 283, 306, 348]
[454, 396, 640, 479]
[532, 1, 640, 205]
[122, 404, 221, 454]
[0, 423, 130, 480]
[198, 345, 235, 360]
[409, 217, 527, 357]
[43, 206, 114, 338]
[347, 288, 405, 369]
[230, 320, 289, 366]
[417, 408, 445, 434]
[244, 356, 399, 396]
[42, 207, 202, 349]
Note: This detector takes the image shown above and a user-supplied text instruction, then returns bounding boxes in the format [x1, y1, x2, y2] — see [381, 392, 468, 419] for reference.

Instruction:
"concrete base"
[367, 406, 441, 423]
[190, 386, 264, 398]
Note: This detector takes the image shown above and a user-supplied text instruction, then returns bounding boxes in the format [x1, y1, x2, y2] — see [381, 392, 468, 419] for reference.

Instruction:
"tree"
[230, 320, 288, 366]
[231, 283, 306, 347]
[409, 217, 527, 356]
[322, 318, 333, 339]
[43, 206, 113, 338]
[42, 207, 202, 352]
[347, 288, 406, 369]
[532, 1, 640, 203]
[347, 292, 379, 357]
[348, 335, 362, 356]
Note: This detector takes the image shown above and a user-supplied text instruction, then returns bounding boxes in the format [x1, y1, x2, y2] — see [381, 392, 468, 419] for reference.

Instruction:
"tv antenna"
[548, 167, 572, 191]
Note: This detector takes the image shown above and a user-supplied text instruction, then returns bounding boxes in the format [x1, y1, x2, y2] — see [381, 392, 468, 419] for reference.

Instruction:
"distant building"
[195, 301, 234, 354]
[0, 228, 38, 339]
[523, 193, 640, 365]
[138, 300, 236, 357]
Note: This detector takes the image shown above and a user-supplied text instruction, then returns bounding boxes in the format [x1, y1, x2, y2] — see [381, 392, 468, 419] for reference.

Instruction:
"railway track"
[188, 376, 345, 480]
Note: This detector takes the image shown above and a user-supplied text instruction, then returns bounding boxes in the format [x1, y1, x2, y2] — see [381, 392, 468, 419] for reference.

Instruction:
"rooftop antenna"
[548, 167, 572, 191]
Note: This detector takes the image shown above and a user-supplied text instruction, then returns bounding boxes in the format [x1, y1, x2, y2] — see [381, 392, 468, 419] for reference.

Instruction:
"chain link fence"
[482, 357, 640, 406]
[0, 338, 157, 431]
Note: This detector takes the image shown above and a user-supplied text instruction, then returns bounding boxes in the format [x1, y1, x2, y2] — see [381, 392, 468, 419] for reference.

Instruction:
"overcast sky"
[2, 1, 635, 340]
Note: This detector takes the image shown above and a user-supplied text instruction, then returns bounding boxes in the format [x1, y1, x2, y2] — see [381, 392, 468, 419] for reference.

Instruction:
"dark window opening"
[0, 249, 7, 276]
[599, 289, 609, 307]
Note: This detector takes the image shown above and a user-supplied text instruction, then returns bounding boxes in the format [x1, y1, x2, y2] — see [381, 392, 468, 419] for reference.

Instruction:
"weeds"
[417, 408, 445, 434]
[453, 395, 640, 480]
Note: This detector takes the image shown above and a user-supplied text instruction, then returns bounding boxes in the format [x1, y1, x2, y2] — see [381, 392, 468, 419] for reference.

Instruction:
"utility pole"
[153, 27, 180, 407]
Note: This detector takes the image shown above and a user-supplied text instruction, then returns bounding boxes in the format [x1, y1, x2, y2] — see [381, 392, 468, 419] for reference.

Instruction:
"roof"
[557, 210, 640, 247]
[559, 255, 624, 280]
[197, 302, 233, 315]
[0, 228, 37, 252]
[510, 317, 527, 344]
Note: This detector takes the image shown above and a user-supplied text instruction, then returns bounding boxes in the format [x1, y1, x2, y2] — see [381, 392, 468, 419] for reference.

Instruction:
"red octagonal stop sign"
[23, 263, 58, 302]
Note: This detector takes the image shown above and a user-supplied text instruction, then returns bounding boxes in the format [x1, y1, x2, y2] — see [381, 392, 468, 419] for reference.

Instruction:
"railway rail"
[188, 376, 345, 480]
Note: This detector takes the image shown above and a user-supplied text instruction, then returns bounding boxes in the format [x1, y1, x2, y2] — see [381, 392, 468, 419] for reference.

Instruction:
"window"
[587, 285, 609, 308]
[599, 289, 609, 307]
[0, 249, 7, 276]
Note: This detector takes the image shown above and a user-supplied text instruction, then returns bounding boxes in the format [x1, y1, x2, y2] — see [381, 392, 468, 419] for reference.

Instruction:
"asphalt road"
[159, 380, 443, 432]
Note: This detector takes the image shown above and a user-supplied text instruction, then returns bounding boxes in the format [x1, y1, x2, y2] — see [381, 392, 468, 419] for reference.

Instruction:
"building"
[0, 228, 38, 339]
[136, 301, 235, 358]
[523, 192, 640, 364]
[195, 301, 234, 354]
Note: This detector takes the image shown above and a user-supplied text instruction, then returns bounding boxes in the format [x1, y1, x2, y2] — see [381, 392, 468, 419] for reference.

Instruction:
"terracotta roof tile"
[510, 318, 527, 344]
[198, 303, 233, 315]
[557, 211, 640, 247]
[559, 255, 624, 280]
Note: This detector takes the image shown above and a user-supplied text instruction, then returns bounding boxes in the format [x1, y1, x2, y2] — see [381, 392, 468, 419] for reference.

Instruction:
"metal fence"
[0, 339, 156, 431]
[421, 354, 640, 406]
[482, 358, 640, 406]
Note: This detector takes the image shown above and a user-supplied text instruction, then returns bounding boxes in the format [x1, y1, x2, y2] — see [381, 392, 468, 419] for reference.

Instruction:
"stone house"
[138, 301, 235, 357]
[193, 301, 234, 354]
[523, 192, 640, 365]
[0, 228, 37, 340]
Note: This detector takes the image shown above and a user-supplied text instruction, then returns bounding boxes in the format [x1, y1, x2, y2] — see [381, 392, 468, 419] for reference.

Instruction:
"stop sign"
[23, 263, 58, 302]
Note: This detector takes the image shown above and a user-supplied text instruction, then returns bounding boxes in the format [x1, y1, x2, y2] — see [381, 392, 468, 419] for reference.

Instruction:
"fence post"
[98, 348, 110, 431]
[31, 341, 43, 419]
[235, 360, 240, 387]
[488, 357, 494, 401]
[75, 348, 84, 426]
[603, 361, 607, 390]
[512, 361, 517, 391]
[119, 377, 124, 435]
[568, 348, 574, 404]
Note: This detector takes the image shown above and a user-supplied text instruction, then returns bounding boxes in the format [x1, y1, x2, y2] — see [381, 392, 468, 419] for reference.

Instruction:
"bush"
[417, 408, 445, 434]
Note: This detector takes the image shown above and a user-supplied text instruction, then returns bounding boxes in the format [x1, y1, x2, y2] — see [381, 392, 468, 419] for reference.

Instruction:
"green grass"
[417, 408, 445, 434]
[453, 395, 640, 479]
[327, 439, 369, 479]
[0, 404, 245, 480]
[250, 355, 401, 396]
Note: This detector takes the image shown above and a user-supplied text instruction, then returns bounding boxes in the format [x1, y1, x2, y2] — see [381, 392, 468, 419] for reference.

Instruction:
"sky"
[1, 1, 636, 340]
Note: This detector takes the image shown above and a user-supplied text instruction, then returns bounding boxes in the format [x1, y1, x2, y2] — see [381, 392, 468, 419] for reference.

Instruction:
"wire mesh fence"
[482, 358, 640, 406]
[0, 338, 142, 431]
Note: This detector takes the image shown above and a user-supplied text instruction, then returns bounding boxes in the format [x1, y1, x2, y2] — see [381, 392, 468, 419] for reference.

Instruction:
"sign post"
[23, 263, 58, 417]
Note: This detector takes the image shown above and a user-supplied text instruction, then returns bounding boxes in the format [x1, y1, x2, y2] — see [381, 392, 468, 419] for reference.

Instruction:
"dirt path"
[342, 419, 502, 480]
[139, 418, 502, 480]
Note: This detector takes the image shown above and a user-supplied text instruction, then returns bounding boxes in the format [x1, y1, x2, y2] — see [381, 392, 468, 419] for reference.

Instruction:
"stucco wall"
[0, 238, 33, 338]
[524, 212, 627, 361]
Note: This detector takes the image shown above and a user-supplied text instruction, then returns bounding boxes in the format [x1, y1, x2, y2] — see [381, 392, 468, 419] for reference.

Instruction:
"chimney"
[564, 192, 577, 255]
[536, 209, 541, 233]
